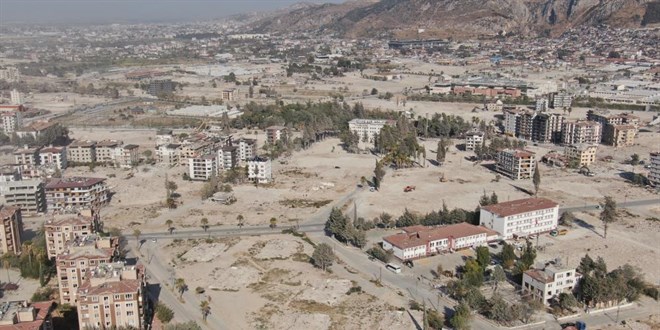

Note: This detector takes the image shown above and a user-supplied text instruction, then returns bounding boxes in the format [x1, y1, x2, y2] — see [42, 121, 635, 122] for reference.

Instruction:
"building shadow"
[509, 184, 534, 196]
[573, 219, 602, 238]
[407, 309, 423, 330]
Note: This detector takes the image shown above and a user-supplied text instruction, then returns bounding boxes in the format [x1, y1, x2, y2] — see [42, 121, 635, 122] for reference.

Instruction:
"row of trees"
[324, 208, 367, 248]
[575, 255, 650, 307]
[6, 124, 70, 148]
[473, 137, 527, 161]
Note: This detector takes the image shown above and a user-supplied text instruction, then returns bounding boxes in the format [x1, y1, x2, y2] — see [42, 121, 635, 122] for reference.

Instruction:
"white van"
[386, 263, 401, 274]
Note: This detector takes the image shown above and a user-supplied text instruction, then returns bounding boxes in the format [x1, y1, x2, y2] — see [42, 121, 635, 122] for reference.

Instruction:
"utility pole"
[422, 300, 428, 330]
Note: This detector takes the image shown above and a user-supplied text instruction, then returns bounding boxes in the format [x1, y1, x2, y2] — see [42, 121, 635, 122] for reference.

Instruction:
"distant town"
[0, 5, 659, 330]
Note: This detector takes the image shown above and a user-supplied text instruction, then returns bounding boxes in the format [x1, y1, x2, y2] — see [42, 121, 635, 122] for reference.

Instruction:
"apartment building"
[14, 147, 39, 168]
[532, 113, 564, 143]
[266, 126, 287, 145]
[114, 144, 139, 168]
[0, 67, 20, 82]
[155, 129, 174, 146]
[221, 88, 237, 101]
[156, 144, 182, 166]
[382, 223, 499, 260]
[188, 154, 217, 181]
[45, 213, 97, 259]
[649, 152, 660, 187]
[561, 121, 602, 145]
[564, 144, 598, 167]
[247, 156, 272, 184]
[348, 119, 395, 146]
[0, 206, 22, 255]
[67, 140, 97, 164]
[148, 79, 174, 96]
[552, 91, 573, 109]
[44, 177, 109, 212]
[55, 235, 119, 304]
[0, 301, 55, 330]
[10, 89, 23, 105]
[0, 179, 46, 215]
[523, 266, 580, 305]
[217, 145, 238, 171]
[180, 141, 214, 161]
[464, 131, 484, 151]
[77, 264, 145, 330]
[496, 149, 536, 180]
[603, 124, 636, 147]
[479, 197, 559, 239]
[39, 146, 68, 170]
[587, 110, 640, 128]
[0, 167, 20, 182]
[15, 121, 58, 140]
[95, 140, 122, 164]
[236, 138, 257, 163]
[1, 111, 21, 135]
[503, 109, 522, 136]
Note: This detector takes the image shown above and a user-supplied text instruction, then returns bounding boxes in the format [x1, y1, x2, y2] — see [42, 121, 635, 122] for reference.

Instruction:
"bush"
[644, 286, 659, 300]
[367, 245, 391, 263]
[346, 286, 362, 295]
[409, 300, 423, 311]
[31, 287, 55, 302]
[155, 303, 175, 323]
[195, 287, 205, 294]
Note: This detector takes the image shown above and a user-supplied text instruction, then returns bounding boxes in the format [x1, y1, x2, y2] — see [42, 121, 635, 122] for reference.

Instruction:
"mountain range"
[250, 0, 660, 39]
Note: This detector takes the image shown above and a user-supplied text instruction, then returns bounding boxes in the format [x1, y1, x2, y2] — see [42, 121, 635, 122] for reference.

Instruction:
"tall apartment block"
[0, 205, 23, 255]
[496, 149, 536, 180]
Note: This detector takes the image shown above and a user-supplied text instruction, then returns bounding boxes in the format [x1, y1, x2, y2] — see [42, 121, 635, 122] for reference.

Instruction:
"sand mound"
[254, 239, 301, 260]
[209, 266, 261, 291]
[297, 279, 352, 306]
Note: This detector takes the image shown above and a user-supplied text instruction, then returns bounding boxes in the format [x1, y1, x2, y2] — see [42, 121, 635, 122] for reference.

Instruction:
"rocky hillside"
[251, 0, 658, 39]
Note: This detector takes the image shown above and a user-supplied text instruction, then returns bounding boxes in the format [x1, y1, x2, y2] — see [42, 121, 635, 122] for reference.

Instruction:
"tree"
[491, 265, 506, 292]
[370, 88, 378, 95]
[367, 245, 391, 263]
[500, 243, 516, 269]
[311, 243, 334, 271]
[558, 292, 579, 311]
[133, 229, 141, 249]
[475, 246, 491, 271]
[373, 160, 385, 190]
[155, 303, 175, 323]
[165, 220, 174, 235]
[463, 258, 484, 287]
[630, 154, 640, 165]
[166, 180, 178, 197]
[237, 215, 245, 228]
[436, 139, 448, 165]
[175, 278, 187, 299]
[200, 218, 209, 232]
[200, 173, 219, 199]
[269, 217, 277, 228]
[559, 211, 575, 227]
[532, 162, 541, 196]
[325, 207, 349, 240]
[450, 301, 471, 330]
[200, 300, 211, 322]
[490, 192, 499, 205]
[516, 240, 536, 273]
[600, 196, 617, 239]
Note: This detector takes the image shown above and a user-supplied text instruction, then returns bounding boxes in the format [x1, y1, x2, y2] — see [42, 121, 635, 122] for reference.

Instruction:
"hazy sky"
[0, 0, 344, 24]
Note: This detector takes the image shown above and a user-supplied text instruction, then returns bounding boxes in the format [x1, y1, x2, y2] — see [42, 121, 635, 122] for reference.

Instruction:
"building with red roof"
[479, 197, 559, 239]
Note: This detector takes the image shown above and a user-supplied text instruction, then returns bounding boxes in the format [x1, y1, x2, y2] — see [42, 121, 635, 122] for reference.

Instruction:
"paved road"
[561, 198, 660, 213]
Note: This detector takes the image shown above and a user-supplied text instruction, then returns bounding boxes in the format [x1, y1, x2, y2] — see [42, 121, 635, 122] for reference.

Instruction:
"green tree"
[516, 240, 536, 273]
[500, 243, 516, 269]
[475, 246, 491, 271]
[269, 217, 277, 228]
[200, 218, 209, 232]
[237, 215, 245, 228]
[490, 192, 499, 205]
[463, 258, 484, 287]
[311, 243, 334, 271]
[559, 211, 575, 227]
[325, 207, 348, 241]
[373, 160, 385, 190]
[200, 300, 211, 322]
[370, 88, 378, 95]
[558, 292, 579, 311]
[533, 162, 541, 196]
[175, 278, 187, 299]
[491, 265, 506, 292]
[600, 196, 617, 239]
[436, 139, 448, 165]
[155, 303, 175, 323]
[450, 301, 472, 330]
[165, 220, 174, 235]
[630, 153, 640, 165]
[367, 245, 391, 263]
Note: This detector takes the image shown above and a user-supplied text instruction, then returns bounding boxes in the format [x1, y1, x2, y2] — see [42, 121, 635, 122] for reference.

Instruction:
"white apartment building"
[14, 147, 39, 167]
[503, 109, 521, 136]
[496, 149, 536, 180]
[39, 146, 68, 170]
[247, 156, 272, 184]
[67, 140, 96, 164]
[649, 152, 660, 186]
[523, 266, 580, 305]
[348, 119, 395, 146]
[1, 111, 21, 135]
[552, 91, 573, 109]
[480, 197, 559, 239]
[0, 179, 46, 215]
[236, 138, 257, 163]
[0, 67, 20, 82]
[45, 177, 109, 212]
[45, 213, 96, 259]
[564, 144, 597, 167]
[10, 89, 23, 105]
[95, 140, 122, 164]
[266, 126, 287, 145]
[217, 145, 237, 171]
[188, 155, 217, 181]
[561, 121, 602, 145]
[465, 131, 484, 151]
[113, 144, 139, 168]
[156, 144, 181, 166]
[381, 223, 499, 260]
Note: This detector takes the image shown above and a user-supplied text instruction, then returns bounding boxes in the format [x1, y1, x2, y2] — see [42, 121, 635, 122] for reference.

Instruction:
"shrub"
[155, 303, 175, 323]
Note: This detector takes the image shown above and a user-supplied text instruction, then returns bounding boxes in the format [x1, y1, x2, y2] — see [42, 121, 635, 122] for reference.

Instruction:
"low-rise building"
[464, 131, 484, 151]
[602, 124, 636, 147]
[95, 140, 122, 164]
[0, 179, 46, 215]
[479, 197, 559, 239]
[45, 213, 97, 259]
[39, 146, 67, 170]
[0, 205, 23, 255]
[221, 88, 237, 101]
[188, 154, 217, 181]
[67, 140, 96, 164]
[266, 126, 287, 145]
[77, 264, 145, 330]
[650, 152, 660, 186]
[45, 177, 109, 212]
[561, 121, 602, 145]
[381, 223, 499, 260]
[496, 149, 536, 180]
[114, 144, 139, 168]
[15, 121, 58, 140]
[247, 156, 272, 184]
[564, 144, 598, 167]
[0, 300, 55, 330]
[523, 266, 580, 305]
[156, 144, 181, 166]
